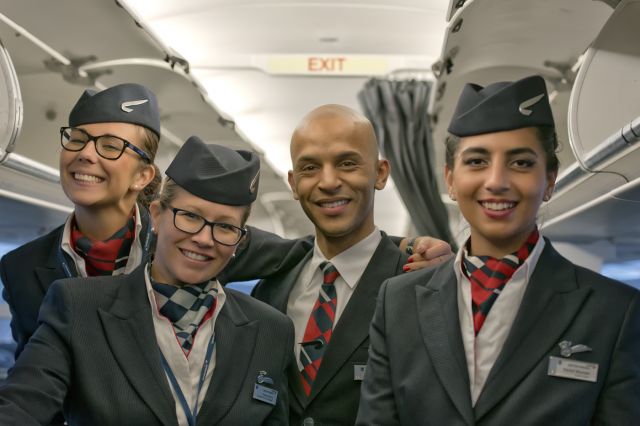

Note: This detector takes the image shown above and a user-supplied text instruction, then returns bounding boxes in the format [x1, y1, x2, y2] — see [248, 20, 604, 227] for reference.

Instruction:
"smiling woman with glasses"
[0, 136, 294, 425]
[1, 84, 162, 367]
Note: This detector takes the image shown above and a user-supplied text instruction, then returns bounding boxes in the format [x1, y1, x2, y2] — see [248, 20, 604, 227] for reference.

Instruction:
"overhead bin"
[541, 0, 640, 263]
[566, 0, 640, 176]
[0, 38, 22, 163]
[429, 0, 613, 194]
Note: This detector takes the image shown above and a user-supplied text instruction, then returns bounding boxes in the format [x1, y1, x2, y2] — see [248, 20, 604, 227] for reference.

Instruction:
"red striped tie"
[299, 261, 339, 396]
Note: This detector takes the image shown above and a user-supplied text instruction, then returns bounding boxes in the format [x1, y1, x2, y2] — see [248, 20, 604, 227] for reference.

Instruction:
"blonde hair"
[135, 127, 161, 209]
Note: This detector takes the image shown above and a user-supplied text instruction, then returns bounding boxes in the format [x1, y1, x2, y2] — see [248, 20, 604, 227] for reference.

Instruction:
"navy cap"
[448, 75, 555, 137]
[69, 83, 161, 137]
[166, 136, 260, 206]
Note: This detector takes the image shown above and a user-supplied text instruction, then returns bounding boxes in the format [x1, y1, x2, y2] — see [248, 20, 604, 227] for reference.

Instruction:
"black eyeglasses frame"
[60, 126, 151, 163]
[170, 207, 247, 247]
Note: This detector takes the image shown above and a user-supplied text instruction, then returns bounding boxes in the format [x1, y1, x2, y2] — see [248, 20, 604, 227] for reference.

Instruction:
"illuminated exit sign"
[254, 54, 431, 76]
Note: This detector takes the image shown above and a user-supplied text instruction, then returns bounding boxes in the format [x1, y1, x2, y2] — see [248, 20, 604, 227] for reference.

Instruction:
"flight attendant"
[0, 136, 293, 425]
[356, 75, 640, 425]
[1, 83, 161, 356]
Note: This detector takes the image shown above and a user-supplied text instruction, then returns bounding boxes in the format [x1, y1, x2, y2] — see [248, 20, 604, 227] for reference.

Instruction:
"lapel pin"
[558, 340, 592, 358]
[257, 370, 274, 385]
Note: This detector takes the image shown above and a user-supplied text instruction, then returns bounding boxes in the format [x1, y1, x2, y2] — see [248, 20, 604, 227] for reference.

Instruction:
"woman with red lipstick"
[357, 75, 640, 425]
[0, 136, 293, 425]
[0, 83, 162, 359]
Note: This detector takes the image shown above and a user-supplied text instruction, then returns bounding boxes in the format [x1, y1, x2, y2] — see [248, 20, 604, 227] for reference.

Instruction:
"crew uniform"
[356, 76, 640, 425]
[0, 84, 159, 357]
[248, 229, 407, 425]
[0, 136, 294, 425]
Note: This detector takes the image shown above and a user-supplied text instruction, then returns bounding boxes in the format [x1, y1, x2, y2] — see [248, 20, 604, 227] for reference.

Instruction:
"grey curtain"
[358, 78, 454, 246]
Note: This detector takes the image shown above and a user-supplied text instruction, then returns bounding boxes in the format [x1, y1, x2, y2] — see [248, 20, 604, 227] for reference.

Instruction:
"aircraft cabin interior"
[0, 0, 638, 379]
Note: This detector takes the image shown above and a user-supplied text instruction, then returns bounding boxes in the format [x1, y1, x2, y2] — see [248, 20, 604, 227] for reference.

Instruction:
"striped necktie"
[299, 261, 339, 396]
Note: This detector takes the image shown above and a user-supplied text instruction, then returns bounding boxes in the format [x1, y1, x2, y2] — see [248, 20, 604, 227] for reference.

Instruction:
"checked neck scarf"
[71, 215, 135, 276]
[462, 228, 539, 335]
[151, 277, 218, 356]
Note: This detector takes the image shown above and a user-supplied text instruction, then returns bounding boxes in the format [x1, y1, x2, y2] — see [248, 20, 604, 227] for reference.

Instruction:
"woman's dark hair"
[135, 127, 161, 209]
[445, 126, 560, 173]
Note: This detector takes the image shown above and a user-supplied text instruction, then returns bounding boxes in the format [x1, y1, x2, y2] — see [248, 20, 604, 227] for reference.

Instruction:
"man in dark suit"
[246, 104, 429, 425]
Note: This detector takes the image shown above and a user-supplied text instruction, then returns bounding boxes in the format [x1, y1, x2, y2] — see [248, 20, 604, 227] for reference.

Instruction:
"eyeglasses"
[171, 207, 247, 246]
[60, 127, 151, 163]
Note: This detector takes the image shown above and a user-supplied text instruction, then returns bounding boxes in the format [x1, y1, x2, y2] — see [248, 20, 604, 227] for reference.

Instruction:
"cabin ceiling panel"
[139, 3, 444, 61]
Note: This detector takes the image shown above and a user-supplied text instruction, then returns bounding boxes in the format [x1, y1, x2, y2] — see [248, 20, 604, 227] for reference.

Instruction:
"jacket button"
[302, 417, 314, 426]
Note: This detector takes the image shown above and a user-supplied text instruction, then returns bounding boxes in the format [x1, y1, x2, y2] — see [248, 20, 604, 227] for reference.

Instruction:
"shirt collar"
[308, 227, 382, 290]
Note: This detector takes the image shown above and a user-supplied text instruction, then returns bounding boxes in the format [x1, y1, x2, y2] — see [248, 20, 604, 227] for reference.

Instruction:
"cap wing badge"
[249, 170, 260, 194]
[121, 99, 149, 113]
[518, 93, 545, 116]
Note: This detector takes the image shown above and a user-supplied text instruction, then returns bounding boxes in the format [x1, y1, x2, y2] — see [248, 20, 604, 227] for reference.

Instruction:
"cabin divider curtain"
[358, 78, 454, 246]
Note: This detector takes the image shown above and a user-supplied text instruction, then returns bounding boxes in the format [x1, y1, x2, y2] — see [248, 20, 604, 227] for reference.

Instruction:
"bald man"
[249, 104, 413, 425]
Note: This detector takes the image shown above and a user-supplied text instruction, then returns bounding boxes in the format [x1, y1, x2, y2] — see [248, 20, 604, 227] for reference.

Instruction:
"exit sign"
[255, 54, 429, 76]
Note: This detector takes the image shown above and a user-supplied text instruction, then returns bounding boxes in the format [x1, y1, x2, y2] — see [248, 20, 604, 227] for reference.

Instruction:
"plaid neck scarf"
[71, 215, 136, 276]
[151, 277, 218, 356]
[462, 228, 539, 335]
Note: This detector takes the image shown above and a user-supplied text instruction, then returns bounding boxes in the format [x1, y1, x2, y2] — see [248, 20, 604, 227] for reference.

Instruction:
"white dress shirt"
[287, 228, 382, 370]
[144, 265, 227, 426]
[454, 236, 545, 405]
[60, 204, 146, 277]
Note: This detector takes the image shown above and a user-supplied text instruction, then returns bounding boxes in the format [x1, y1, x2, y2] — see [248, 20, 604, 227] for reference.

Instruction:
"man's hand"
[400, 237, 454, 272]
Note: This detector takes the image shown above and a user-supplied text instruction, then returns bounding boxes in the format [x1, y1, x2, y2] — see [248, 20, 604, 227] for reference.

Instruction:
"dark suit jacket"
[0, 225, 67, 357]
[250, 231, 407, 426]
[0, 265, 294, 426]
[356, 240, 640, 425]
[0, 207, 153, 358]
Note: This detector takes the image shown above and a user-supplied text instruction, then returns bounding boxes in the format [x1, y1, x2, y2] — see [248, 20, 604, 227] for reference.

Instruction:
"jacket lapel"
[273, 251, 313, 409]
[474, 241, 592, 420]
[416, 261, 474, 425]
[98, 266, 177, 426]
[270, 251, 313, 313]
[306, 236, 404, 403]
[35, 228, 68, 294]
[197, 291, 259, 425]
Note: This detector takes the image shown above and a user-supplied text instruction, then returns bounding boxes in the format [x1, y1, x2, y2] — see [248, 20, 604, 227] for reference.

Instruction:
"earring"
[449, 192, 456, 201]
[231, 252, 236, 258]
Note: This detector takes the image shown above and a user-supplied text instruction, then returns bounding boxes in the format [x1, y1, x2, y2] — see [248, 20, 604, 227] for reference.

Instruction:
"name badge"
[548, 356, 598, 383]
[253, 383, 278, 405]
[354, 364, 366, 381]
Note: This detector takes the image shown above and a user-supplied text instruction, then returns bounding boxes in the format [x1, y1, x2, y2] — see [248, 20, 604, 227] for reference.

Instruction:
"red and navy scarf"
[71, 215, 136, 276]
[462, 228, 539, 335]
